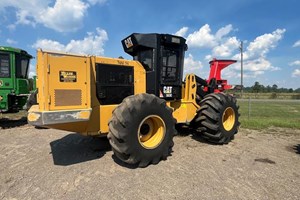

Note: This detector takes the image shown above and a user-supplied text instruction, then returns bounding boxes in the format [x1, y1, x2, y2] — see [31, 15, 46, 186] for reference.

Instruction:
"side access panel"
[48, 55, 90, 111]
[32, 50, 91, 131]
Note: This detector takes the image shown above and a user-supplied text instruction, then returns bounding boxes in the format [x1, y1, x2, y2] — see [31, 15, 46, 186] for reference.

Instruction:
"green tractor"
[0, 46, 33, 113]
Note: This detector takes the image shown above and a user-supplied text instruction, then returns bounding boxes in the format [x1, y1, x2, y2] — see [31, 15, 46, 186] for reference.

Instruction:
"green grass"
[238, 92, 300, 100]
[238, 100, 300, 129]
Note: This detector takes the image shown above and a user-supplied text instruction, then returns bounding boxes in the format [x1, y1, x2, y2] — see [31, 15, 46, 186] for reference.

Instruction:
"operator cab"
[0, 46, 33, 112]
[0, 47, 32, 79]
[122, 33, 187, 100]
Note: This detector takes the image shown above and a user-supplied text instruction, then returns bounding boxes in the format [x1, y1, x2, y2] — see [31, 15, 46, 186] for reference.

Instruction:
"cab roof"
[0, 46, 33, 58]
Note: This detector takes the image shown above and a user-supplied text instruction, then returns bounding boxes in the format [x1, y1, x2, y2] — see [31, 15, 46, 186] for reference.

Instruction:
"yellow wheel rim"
[138, 115, 166, 149]
[222, 107, 235, 131]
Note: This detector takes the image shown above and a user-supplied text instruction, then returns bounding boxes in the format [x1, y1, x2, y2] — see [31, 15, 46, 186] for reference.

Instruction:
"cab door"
[0, 52, 13, 110]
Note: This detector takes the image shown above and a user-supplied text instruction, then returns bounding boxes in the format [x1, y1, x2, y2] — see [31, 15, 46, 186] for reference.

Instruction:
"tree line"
[243, 82, 300, 93]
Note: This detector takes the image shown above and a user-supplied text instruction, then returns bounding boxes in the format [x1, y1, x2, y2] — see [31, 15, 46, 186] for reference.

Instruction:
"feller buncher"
[28, 33, 240, 167]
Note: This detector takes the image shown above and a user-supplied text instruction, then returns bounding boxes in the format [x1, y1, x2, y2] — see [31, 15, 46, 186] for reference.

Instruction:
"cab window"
[161, 48, 179, 82]
[0, 53, 10, 78]
[15, 54, 30, 79]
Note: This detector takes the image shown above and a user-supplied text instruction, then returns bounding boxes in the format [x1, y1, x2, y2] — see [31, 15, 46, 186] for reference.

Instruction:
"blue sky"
[0, 0, 299, 89]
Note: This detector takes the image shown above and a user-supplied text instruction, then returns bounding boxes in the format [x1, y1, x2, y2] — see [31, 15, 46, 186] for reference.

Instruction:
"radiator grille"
[54, 89, 82, 106]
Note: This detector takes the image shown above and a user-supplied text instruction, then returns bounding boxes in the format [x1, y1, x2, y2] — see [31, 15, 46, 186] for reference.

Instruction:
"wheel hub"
[138, 115, 166, 149]
[222, 107, 235, 131]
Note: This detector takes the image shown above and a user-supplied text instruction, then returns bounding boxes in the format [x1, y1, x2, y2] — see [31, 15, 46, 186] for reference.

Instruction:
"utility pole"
[239, 41, 244, 98]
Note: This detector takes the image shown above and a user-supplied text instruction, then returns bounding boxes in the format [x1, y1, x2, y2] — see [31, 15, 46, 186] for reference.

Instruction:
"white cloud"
[1, 0, 51, 28]
[212, 37, 239, 57]
[184, 54, 203, 74]
[289, 60, 300, 66]
[245, 29, 286, 59]
[66, 28, 108, 55]
[230, 29, 285, 78]
[293, 40, 300, 47]
[16, 9, 37, 26]
[39, 0, 89, 32]
[32, 27, 108, 55]
[219, 60, 275, 81]
[242, 58, 280, 72]
[87, 0, 107, 5]
[292, 69, 300, 77]
[184, 24, 238, 59]
[183, 54, 208, 80]
[0, 0, 106, 32]
[186, 24, 218, 48]
[175, 27, 188, 37]
[215, 24, 233, 40]
[178, 25, 285, 79]
[6, 38, 17, 45]
[205, 55, 213, 61]
[222, 66, 240, 80]
[28, 63, 36, 78]
[32, 39, 66, 52]
[7, 24, 16, 31]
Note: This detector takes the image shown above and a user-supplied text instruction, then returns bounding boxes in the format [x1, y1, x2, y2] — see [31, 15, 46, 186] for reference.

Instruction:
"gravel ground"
[0, 121, 299, 200]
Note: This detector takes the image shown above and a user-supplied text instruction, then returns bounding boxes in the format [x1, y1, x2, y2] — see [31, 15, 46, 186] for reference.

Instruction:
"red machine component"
[204, 58, 237, 93]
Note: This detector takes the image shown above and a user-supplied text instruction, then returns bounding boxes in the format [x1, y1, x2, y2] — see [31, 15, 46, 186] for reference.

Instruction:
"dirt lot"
[0, 119, 299, 200]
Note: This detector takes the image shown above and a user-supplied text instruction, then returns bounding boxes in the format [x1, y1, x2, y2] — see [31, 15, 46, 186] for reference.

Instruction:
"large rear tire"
[108, 94, 176, 167]
[192, 93, 240, 144]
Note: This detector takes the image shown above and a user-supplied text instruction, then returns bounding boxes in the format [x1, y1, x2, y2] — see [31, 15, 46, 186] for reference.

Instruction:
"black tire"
[108, 93, 176, 167]
[192, 93, 240, 144]
[25, 90, 37, 111]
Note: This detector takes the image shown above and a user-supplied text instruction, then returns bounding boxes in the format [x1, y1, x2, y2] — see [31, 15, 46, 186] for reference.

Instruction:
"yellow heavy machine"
[28, 33, 240, 167]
